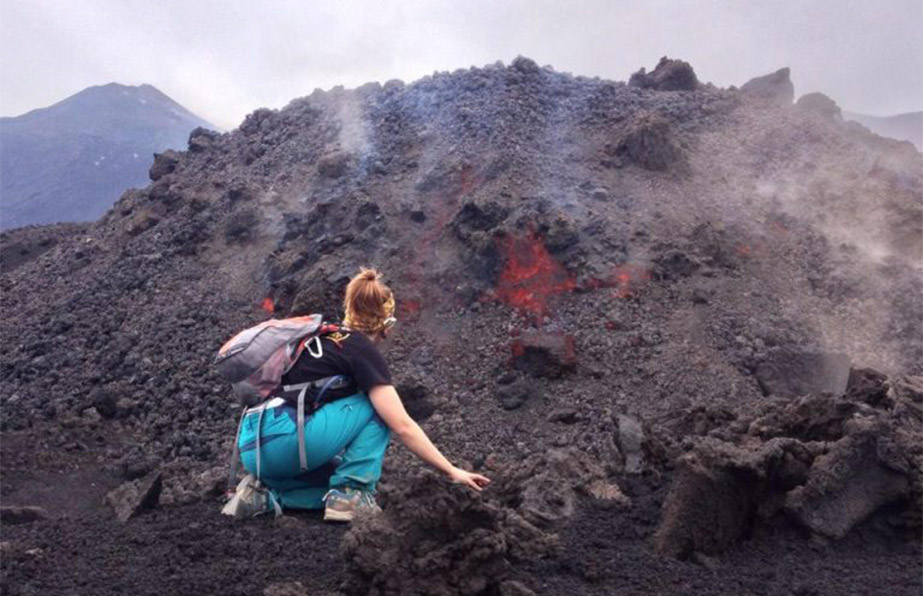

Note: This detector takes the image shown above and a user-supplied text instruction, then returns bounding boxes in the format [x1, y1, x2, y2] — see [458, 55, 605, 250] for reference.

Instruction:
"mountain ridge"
[0, 83, 216, 229]
[842, 109, 922, 150]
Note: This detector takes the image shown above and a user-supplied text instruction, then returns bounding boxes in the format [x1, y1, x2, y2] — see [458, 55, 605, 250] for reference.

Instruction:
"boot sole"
[323, 509, 355, 522]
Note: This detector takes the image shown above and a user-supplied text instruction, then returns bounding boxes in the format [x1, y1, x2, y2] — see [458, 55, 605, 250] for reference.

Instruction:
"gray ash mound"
[2, 57, 921, 595]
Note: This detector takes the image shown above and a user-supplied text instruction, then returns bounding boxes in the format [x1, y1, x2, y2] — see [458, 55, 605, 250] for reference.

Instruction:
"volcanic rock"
[655, 382, 921, 557]
[754, 349, 851, 398]
[741, 67, 795, 105]
[747, 394, 858, 441]
[614, 112, 684, 171]
[0, 506, 48, 525]
[845, 367, 891, 407]
[224, 207, 260, 243]
[547, 407, 579, 424]
[149, 149, 181, 181]
[653, 446, 760, 558]
[187, 127, 221, 153]
[105, 470, 163, 523]
[317, 151, 352, 178]
[796, 92, 842, 120]
[90, 387, 118, 419]
[495, 374, 536, 410]
[511, 332, 576, 379]
[453, 200, 510, 234]
[888, 375, 923, 404]
[511, 55, 541, 74]
[394, 380, 436, 422]
[496, 448, 630, 527]
[340, 473, 520, 596]
[0, 223, 87, 273]
[653, 249, 698, 280]
[785, 420, 911, 539]
[616, 415, 645, 473]
[629, 56, 700, 91]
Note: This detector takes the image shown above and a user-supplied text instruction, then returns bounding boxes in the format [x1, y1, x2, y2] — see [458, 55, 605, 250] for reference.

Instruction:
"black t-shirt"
[281, 332, 392, 404]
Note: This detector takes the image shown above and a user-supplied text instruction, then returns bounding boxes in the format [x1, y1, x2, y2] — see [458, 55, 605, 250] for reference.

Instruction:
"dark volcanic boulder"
[784, 420, 911, 539]
[796, 92, 842, 120]
[754, 349, 850, 398]
[149, 149, 181, 181]
[511, 331, 576, 378]
[741, 67, 794, 106]
[0, 506, 48, 524]
[614, 113, 684, 171]
[629, 56, 700, 91]
[105, 470, 163, 523]
[655, 380, 921, 557]
[653, 449, 759, 557]
[496, 374, 537, 410]
[341, 475, 515, 595]
[187, 127, 221, 153]
[317, 151, 352, 178]
[341, 449, 626, 595]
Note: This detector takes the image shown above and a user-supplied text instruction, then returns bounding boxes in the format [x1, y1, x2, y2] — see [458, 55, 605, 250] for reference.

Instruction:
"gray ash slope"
[1, 58, 921, 595]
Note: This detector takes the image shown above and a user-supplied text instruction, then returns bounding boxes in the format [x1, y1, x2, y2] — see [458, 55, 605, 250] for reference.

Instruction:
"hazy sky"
[2, 0, 921, 130]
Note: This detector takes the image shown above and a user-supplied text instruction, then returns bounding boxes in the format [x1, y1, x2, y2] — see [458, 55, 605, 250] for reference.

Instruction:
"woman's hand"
[447, 466, 491, 492]
[368, 385, 492, 491]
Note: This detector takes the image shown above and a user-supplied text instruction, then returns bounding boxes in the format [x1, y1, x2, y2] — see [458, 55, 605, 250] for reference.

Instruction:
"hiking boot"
[221, 474, 279, 518]
[322, 487, 381, 522]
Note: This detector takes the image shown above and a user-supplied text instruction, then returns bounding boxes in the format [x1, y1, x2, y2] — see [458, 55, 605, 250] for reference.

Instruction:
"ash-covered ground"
[2, 57, 921, 595]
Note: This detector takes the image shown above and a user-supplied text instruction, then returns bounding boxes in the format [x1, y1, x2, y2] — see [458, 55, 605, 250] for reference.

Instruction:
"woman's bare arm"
[368, 384, 490, 491]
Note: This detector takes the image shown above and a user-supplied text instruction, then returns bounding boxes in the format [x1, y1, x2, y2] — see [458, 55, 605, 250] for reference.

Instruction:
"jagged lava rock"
[741, 67, 795, 105]
[754, 350, 851, 398]
[105, 471, 163, 523]
[614, 112, 685, 171]
[511, 331, 576, 378]
[796, 92, 842, 120]
[629, 56, 700, 91]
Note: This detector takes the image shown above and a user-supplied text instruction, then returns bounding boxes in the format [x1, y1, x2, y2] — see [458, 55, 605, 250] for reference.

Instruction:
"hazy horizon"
[2, 0, 921, 130]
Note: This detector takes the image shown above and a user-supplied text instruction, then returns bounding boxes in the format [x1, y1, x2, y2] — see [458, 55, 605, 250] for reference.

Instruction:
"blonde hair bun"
[343, 267, 394, 334]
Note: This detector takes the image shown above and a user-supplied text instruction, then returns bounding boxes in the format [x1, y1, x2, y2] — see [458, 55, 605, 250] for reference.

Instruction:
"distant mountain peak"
[0, 84, 216, 230]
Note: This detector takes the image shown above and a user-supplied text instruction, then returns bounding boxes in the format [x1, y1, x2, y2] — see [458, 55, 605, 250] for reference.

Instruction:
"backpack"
[214, 314, 339, 406]
[215, 314, 351, 493]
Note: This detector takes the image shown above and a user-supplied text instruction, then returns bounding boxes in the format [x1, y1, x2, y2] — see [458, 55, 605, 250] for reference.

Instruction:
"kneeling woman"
[235, 267, 489, 520]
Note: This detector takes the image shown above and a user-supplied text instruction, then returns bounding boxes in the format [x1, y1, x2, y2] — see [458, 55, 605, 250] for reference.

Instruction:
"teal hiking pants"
[238, 392, 390, 510]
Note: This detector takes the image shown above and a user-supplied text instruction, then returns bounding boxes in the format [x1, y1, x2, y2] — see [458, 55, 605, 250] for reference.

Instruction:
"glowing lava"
[580, 263, 652, 298]
[397, 298, 422, 321]
[612, 264, 652, 298]
[261, 297, 274, 314]
[495, 232, 576, 315]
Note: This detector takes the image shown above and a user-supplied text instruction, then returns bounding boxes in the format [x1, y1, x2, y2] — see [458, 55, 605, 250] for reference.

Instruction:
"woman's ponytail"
[343, 267, 394, 333]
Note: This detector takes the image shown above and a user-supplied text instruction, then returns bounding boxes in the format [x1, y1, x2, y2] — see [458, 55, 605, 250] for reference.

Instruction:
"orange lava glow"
[261, 297, 274, 314]
[495, 232, 576, 315]
[578, 263, 651, 298]
[612, 264, 651, 298]
[736, 239, 767, 259]
[397, 298, 422, 321]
